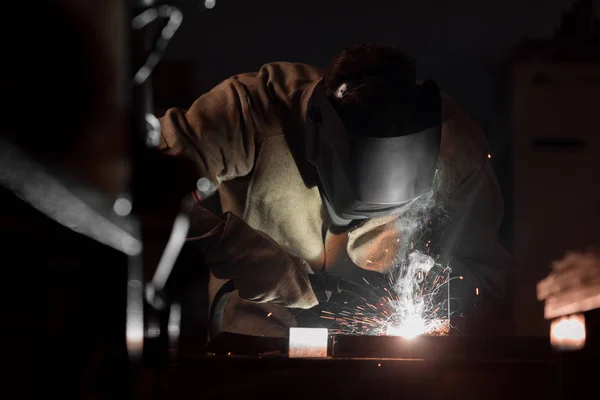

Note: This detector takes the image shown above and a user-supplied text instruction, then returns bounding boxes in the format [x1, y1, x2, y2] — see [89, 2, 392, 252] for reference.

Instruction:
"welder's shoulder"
[438, 92, 489, 186]
[233, 62, 322, 87]
[229, 62, 322, 111]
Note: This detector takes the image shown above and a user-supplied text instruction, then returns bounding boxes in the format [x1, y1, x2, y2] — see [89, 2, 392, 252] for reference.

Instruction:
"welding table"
[136, 333, 599, 400]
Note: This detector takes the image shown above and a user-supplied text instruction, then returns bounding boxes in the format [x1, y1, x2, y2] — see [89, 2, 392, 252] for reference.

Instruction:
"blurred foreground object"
[537, 249, 600, 319]
[2, 0, 132, 397]
[538, 249, 600, 350]
[2, 0, 193, 397]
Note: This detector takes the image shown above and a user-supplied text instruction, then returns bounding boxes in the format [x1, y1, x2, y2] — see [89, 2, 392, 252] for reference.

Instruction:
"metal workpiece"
[178, 333, 569, 400]
[207, 330, 558, 361]
[288, 328, 329, 358]
[329, 334, 558, 361]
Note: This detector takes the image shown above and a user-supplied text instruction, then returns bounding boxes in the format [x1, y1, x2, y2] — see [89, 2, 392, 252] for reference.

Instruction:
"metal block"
[288, 328, 328, 358]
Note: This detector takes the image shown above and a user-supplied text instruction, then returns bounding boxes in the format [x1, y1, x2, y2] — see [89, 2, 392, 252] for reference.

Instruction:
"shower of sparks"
[317, 199, 457, 338]
[321, 251, 454, 338]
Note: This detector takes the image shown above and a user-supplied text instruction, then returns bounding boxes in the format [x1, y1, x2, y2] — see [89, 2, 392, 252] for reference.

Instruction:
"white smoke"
[385, 190, 452, 337]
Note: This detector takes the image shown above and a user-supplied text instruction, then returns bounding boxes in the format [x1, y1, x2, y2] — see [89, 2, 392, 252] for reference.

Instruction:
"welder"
[158, 43, 512, 337]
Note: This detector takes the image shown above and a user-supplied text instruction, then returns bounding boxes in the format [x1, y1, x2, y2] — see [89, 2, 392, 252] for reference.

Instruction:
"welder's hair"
[323, 43, 417, 137]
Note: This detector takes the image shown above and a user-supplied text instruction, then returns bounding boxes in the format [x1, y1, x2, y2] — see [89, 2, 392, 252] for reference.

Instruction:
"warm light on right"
[550, 314, 586, 351]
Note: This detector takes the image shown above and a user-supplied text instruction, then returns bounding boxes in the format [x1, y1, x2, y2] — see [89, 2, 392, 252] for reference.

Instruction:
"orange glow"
[475, 287, 479, 296]
[551, 314, 586, 350]
[267, 312, 272, 317]
[487, 154, 491, 159]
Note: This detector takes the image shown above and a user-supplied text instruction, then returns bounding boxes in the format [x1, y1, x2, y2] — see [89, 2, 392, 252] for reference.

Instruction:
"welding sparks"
[318, 199, 458, 338]
[321, 251, 451, 338]
[386, 314, 426, 339]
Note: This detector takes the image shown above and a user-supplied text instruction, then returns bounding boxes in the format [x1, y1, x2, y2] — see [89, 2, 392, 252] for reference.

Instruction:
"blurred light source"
[386, 314, 426, 339]
[288, 328, 328, 358]
[147, 319, 160, 338]
[113, 196, 132, 216]
[168, 303, 182, 360]
[168, 302, 182, 342]
[197, 177, 211, 192]
[127, 257, 144, 360]
[550, 314, 586, 350]
[145, 113, 161, 148]
[150, 214, 190, 295]
[126, 319, 144, 358]
[204, 0, 216, 9]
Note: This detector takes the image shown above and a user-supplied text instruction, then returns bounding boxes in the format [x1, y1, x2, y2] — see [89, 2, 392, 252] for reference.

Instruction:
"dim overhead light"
[204, 0, 216, 9]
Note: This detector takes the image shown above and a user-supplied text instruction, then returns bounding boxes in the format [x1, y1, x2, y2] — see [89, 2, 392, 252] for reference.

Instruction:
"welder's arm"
[157, 62, 319, 186]
[156, 64, 321, 308]
[187, 206, 318, 309]
[157, 78, 256, 185]
[445, 161, 513, 300]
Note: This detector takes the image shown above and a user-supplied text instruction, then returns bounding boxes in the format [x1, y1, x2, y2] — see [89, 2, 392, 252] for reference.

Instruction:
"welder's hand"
[191, 209, 318, 309]
[347, 214, 402, 273]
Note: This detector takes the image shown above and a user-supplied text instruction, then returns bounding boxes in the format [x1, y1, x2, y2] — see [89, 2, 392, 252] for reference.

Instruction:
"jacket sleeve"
[158, 72, 257, 185]
[157, 63, 322, 302]
[443, 161, 513, 299]
[158, 62, 320, 187]
[428, 92, 512, 300]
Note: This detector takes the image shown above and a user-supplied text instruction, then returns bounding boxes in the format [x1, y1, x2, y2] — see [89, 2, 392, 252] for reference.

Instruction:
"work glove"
[188, 206, 318, 309]
[346, 214, 402, 273]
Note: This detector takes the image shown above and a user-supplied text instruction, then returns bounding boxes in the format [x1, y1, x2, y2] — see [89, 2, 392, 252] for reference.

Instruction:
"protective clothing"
[159, 62, 512, 337]
[188, 207, 318, 309]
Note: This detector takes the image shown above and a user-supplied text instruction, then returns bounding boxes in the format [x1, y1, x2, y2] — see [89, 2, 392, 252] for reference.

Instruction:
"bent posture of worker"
[159, 43, 512, 337]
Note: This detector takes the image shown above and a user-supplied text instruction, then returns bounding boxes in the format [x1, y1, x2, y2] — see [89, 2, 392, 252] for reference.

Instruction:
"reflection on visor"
[354, 201, 412, 213]
[322, 190, 431, 226]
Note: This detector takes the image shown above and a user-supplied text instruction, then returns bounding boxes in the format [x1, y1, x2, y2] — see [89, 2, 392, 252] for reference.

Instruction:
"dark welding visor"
[305, 79, 442, 224]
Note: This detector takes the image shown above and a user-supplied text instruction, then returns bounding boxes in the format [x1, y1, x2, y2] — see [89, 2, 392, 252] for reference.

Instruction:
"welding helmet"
[305, 79, 442, 226]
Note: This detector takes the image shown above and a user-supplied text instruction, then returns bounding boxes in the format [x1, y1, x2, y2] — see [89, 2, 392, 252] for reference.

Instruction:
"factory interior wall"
[511, 61, 600, 335]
